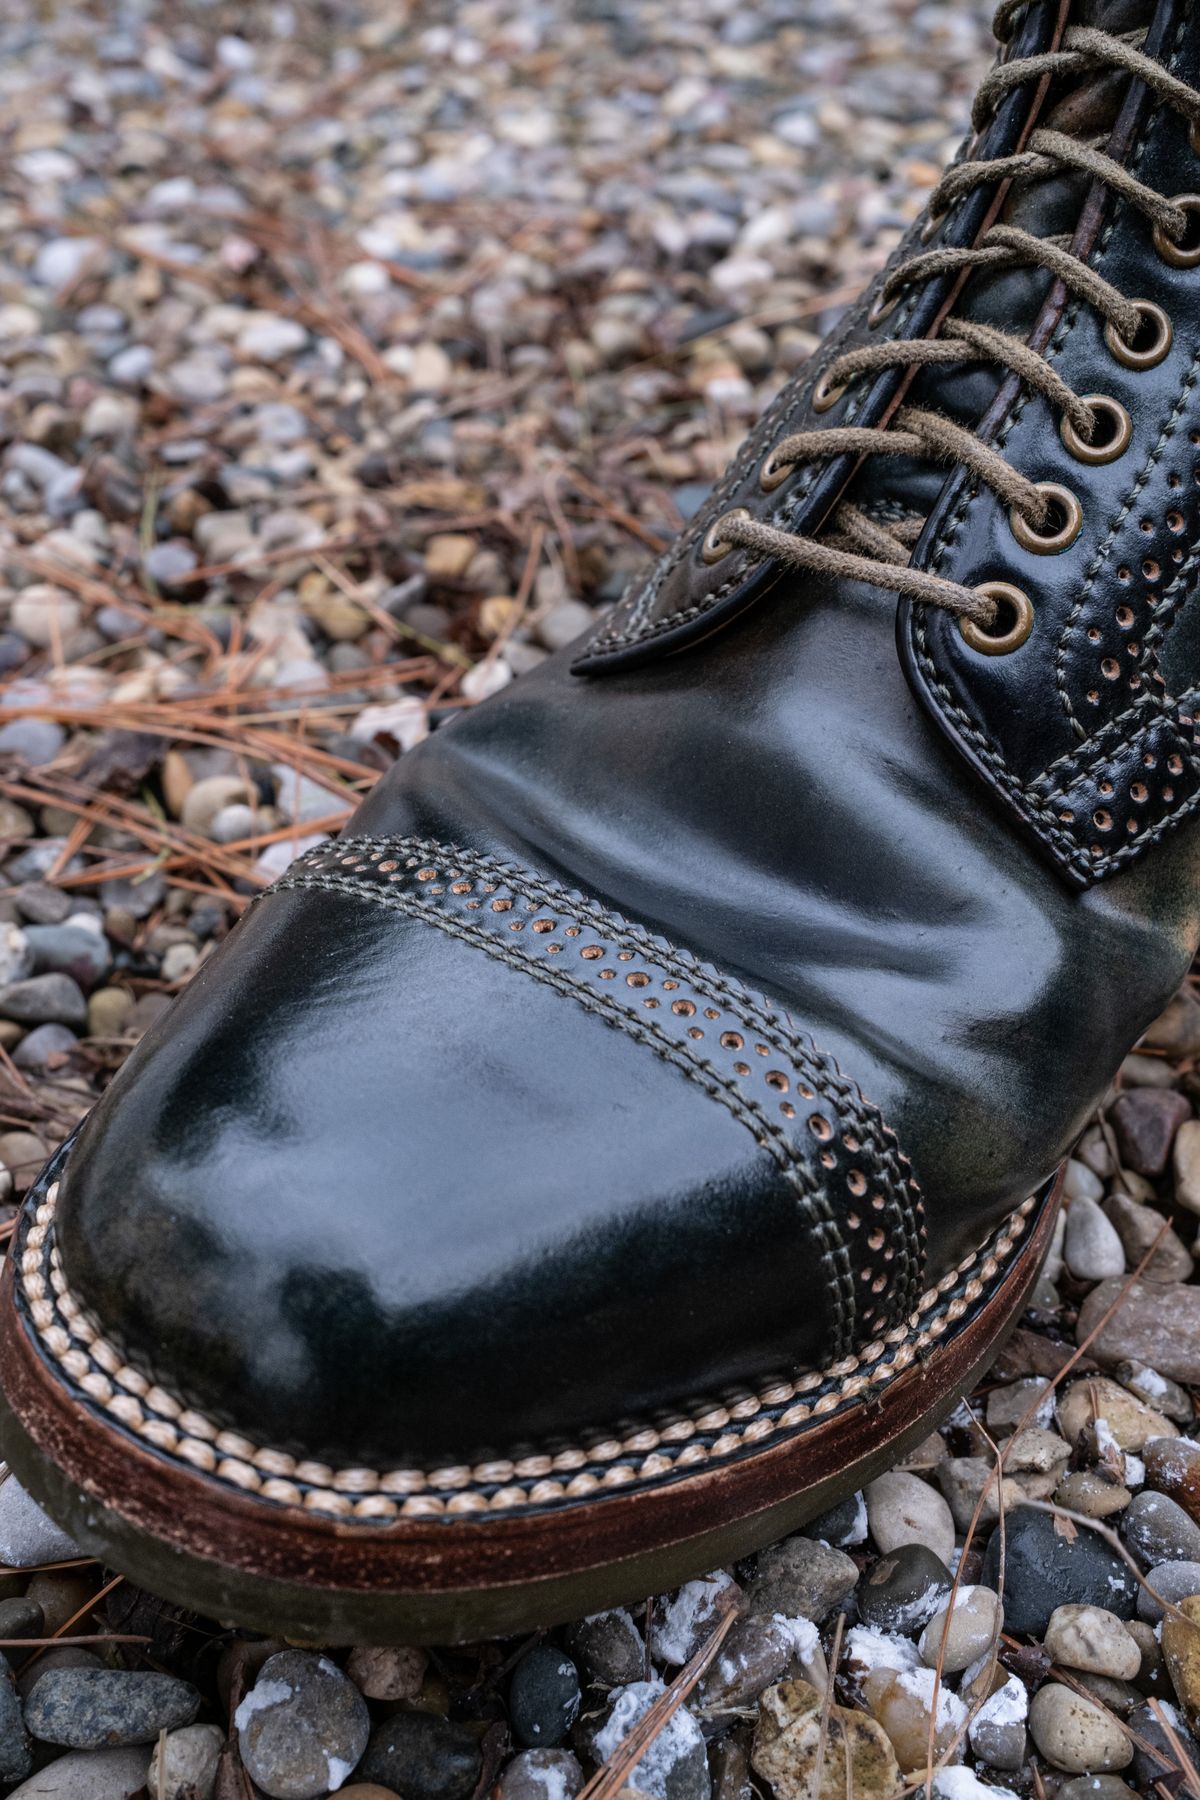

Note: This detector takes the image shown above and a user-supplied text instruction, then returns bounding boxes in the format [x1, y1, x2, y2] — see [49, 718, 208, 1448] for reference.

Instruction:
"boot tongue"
[850, 0, 1161, 520]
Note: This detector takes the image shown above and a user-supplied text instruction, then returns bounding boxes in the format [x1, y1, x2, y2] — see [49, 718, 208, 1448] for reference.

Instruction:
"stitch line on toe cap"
[17, 1177, 1036, 1524]
[270, 833, 928, 1330]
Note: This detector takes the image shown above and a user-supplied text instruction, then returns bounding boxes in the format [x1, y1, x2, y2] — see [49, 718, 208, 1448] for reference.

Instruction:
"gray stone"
[24, 1668, 200, 1748]
[358, 1712, 482, 1800]
[0, 924, 33, 986]
[536, 600, 595, 652]
[983, 1505, 1137, 1635]
[7, 1746, 151, 1797]
[0, 720, 66, 767]
[0, 1657, 31, 1784]
[1111, 1089, 1192, 1177]
[918, 1584, 1003, 1673]
[1064, 1195, 1126, 1280]
[147, 1722, 224, 1800]
[747, 1536, 857, 1624]
[857, 1543, 952, 1634]
[564, 1609, 644, 1687]
[234, 1650, 369, 1800]
[0, 1597, 44, 1641]
[24, 922, 110, 989]
[865, 1469, 955, 1563]
[1137, 1560, 1200, 1623]
[11, 1023, 77, 1072]
[0, 973, 86, 1028]
[1122, 1491, 1200, 1567]
[500, 1749, 584, 1800]
[0, 1477, 80, 1567]
[1077, 1279, 1200, 1384]
[1102, 1194, 1192, 1281]
[1116, 1363, 1193, 1421]
[967, 1673, 1027, 1772]
[509, 1645, 581, 1748]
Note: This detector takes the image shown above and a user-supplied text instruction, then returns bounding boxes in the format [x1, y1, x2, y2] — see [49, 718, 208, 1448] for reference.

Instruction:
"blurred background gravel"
[17, 8, 1200, 1800]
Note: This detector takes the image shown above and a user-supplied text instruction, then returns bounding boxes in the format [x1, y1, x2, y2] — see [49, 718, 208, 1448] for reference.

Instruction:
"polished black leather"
[49, 0, 1200, 1469]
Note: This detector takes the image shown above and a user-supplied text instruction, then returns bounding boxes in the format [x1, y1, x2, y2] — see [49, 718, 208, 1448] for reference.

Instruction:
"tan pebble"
[1054, 1470, 1133, 1520]
[1028, 1683, 1133, 1773]
[1056, 1376, 1177, 1452]
[1161, 1592, 1200, 1731]
[346, 1643, 427, 1701]
[180, 775, 257, 838]
[918, 1586, 1003, 1674]
[1173, 1119, 1200, 1215]
[1044, 1605, 1142, 1681]
[862, 1667, 967, 1771]
[752, 1679, 903, 1800]
[160, 749, 194, 819]
[424, 533, 478, 581]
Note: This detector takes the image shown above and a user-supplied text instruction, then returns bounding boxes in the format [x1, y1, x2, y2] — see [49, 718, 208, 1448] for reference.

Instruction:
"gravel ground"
[7, 2, 1200, 1799]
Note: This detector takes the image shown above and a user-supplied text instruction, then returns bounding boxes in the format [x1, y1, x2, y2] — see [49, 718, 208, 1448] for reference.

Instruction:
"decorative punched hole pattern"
[16, 1175, 1036, 1525]
[273, 836, 932, 1341]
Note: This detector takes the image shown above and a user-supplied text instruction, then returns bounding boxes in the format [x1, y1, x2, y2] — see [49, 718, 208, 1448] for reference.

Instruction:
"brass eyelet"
[701, 508, 750, 565]
[1009, 482, 1083, 555]
[1060, 395, 1133, 466]
[867, 288, 899, 329]
[758, 450, 791, 493]
[812, 370, 847, 414]
[960, 582, 1035, 657]
[1153, 194, 1200, 268]
[1105, 300, 1173, 370]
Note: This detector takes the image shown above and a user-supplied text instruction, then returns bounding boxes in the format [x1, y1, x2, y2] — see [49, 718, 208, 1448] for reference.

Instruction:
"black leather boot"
[4, 0, 1200, 1643]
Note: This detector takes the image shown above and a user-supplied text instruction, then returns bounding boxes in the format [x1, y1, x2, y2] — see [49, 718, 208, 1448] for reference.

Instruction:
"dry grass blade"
[1149, 1697, 1200, 1800]
[576, 1596, 740, 1800]
[810, 1610, 846, 1800]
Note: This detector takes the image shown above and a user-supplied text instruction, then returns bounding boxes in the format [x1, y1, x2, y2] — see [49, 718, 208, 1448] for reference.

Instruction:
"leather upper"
[45, 0, 1200, 1468]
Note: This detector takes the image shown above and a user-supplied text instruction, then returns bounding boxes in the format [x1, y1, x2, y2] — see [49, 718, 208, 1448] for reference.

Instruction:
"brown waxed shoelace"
[714, 12, 1200, 632]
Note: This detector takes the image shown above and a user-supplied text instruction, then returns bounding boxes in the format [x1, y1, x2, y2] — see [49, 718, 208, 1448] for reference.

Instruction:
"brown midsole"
[0, 1177, 1060, 1642]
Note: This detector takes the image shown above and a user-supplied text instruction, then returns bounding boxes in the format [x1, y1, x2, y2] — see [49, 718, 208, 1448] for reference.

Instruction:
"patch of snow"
[649, 1572, 733, 1665]
[896, 1667, 969, 1731]
[845, 1625, 922, 1675]
[771, 1615, 820, 1661]
[1125, 1452, 1146, 1488]
[593, 1681, 704, 1800]
[523, 1758, 581, 1800]
[1132, 1364, 1168, 1399]
[326, 1753, 355, 1791]
[234, 1679, 293, 1730]
[934, 1766, 1020, 1800]
[974, 1674, 1028, 1728]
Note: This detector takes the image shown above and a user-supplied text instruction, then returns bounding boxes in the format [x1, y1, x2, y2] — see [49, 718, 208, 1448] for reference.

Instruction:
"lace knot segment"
[713, 10, 1200, 646]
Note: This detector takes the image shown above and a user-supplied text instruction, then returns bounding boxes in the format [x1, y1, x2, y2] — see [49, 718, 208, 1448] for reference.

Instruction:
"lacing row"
[704, 12, 1200, 642]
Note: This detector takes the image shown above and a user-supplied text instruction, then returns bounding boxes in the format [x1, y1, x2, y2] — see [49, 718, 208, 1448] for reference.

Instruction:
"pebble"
[800, 1491, 867, 1547]
[7, 1746, 151, 1797]
[1057, 1780, 1139, 1800]
[358, 1713, 483, 1800]
[967, 1674, 1027, 1772]
[1122, 1491, 1200, 1566]
[1064, 1158, 1105, 1203]
[918, 1585, 1003, 1673]
[147, 1722, 224, 1800]
[24, 923, 111, 989]
[936, 1457, 1023, 1531]
[747, 1536, 857, 1623]
[1102, 1193, 1193, 1281]
[9, 587, 82, 649]
[0, 1476, 80, 1567]
[699, 1616, 817, 1720]
[0, 1597, 44, 1641]
[1129, 1697, 1200, 1790]
[501, 1749, 584, 1800]
[1044, 1605, 1142, 1680]
[0, 1658, 31, 1786]
[1118, 1362, 1192, 1421]
[0, 973, 87, 1028]
[234, 1651, 369, 1800]
[857, 1544, 953, 1634]
[0, 925, 33, 987]
[650, 1574, 741, 1665]
[862, 1664, 968, 1770]
[865, 1470, 956, 1565]
[1028, 1684, 1133, 1773]
[24, 1668, 201, 1748]
[1057, 1376, 1177, 1451]
[564, 1610, 644, 1687]
[590, 1682, 710, 1800]
[509, 1645, 582, 1748]
[1111, 1089, 1192, 1175]
[345, 1645, 426, 1702]
[237, 314, 309, 360]
[982, 1506, 1137, 1635]
[1160, 1594, 1200, 1731]
[1076, 1279, 1200, 1384]
[1174, 1119, 1200, 1214]
[1064, 1196, 1127, 1280]
[13, 1023, 80, 1072]
[0, 720, 66, 767]
[752, 1680, 901, 1800]
[1137, 1559, 1200, 1623]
